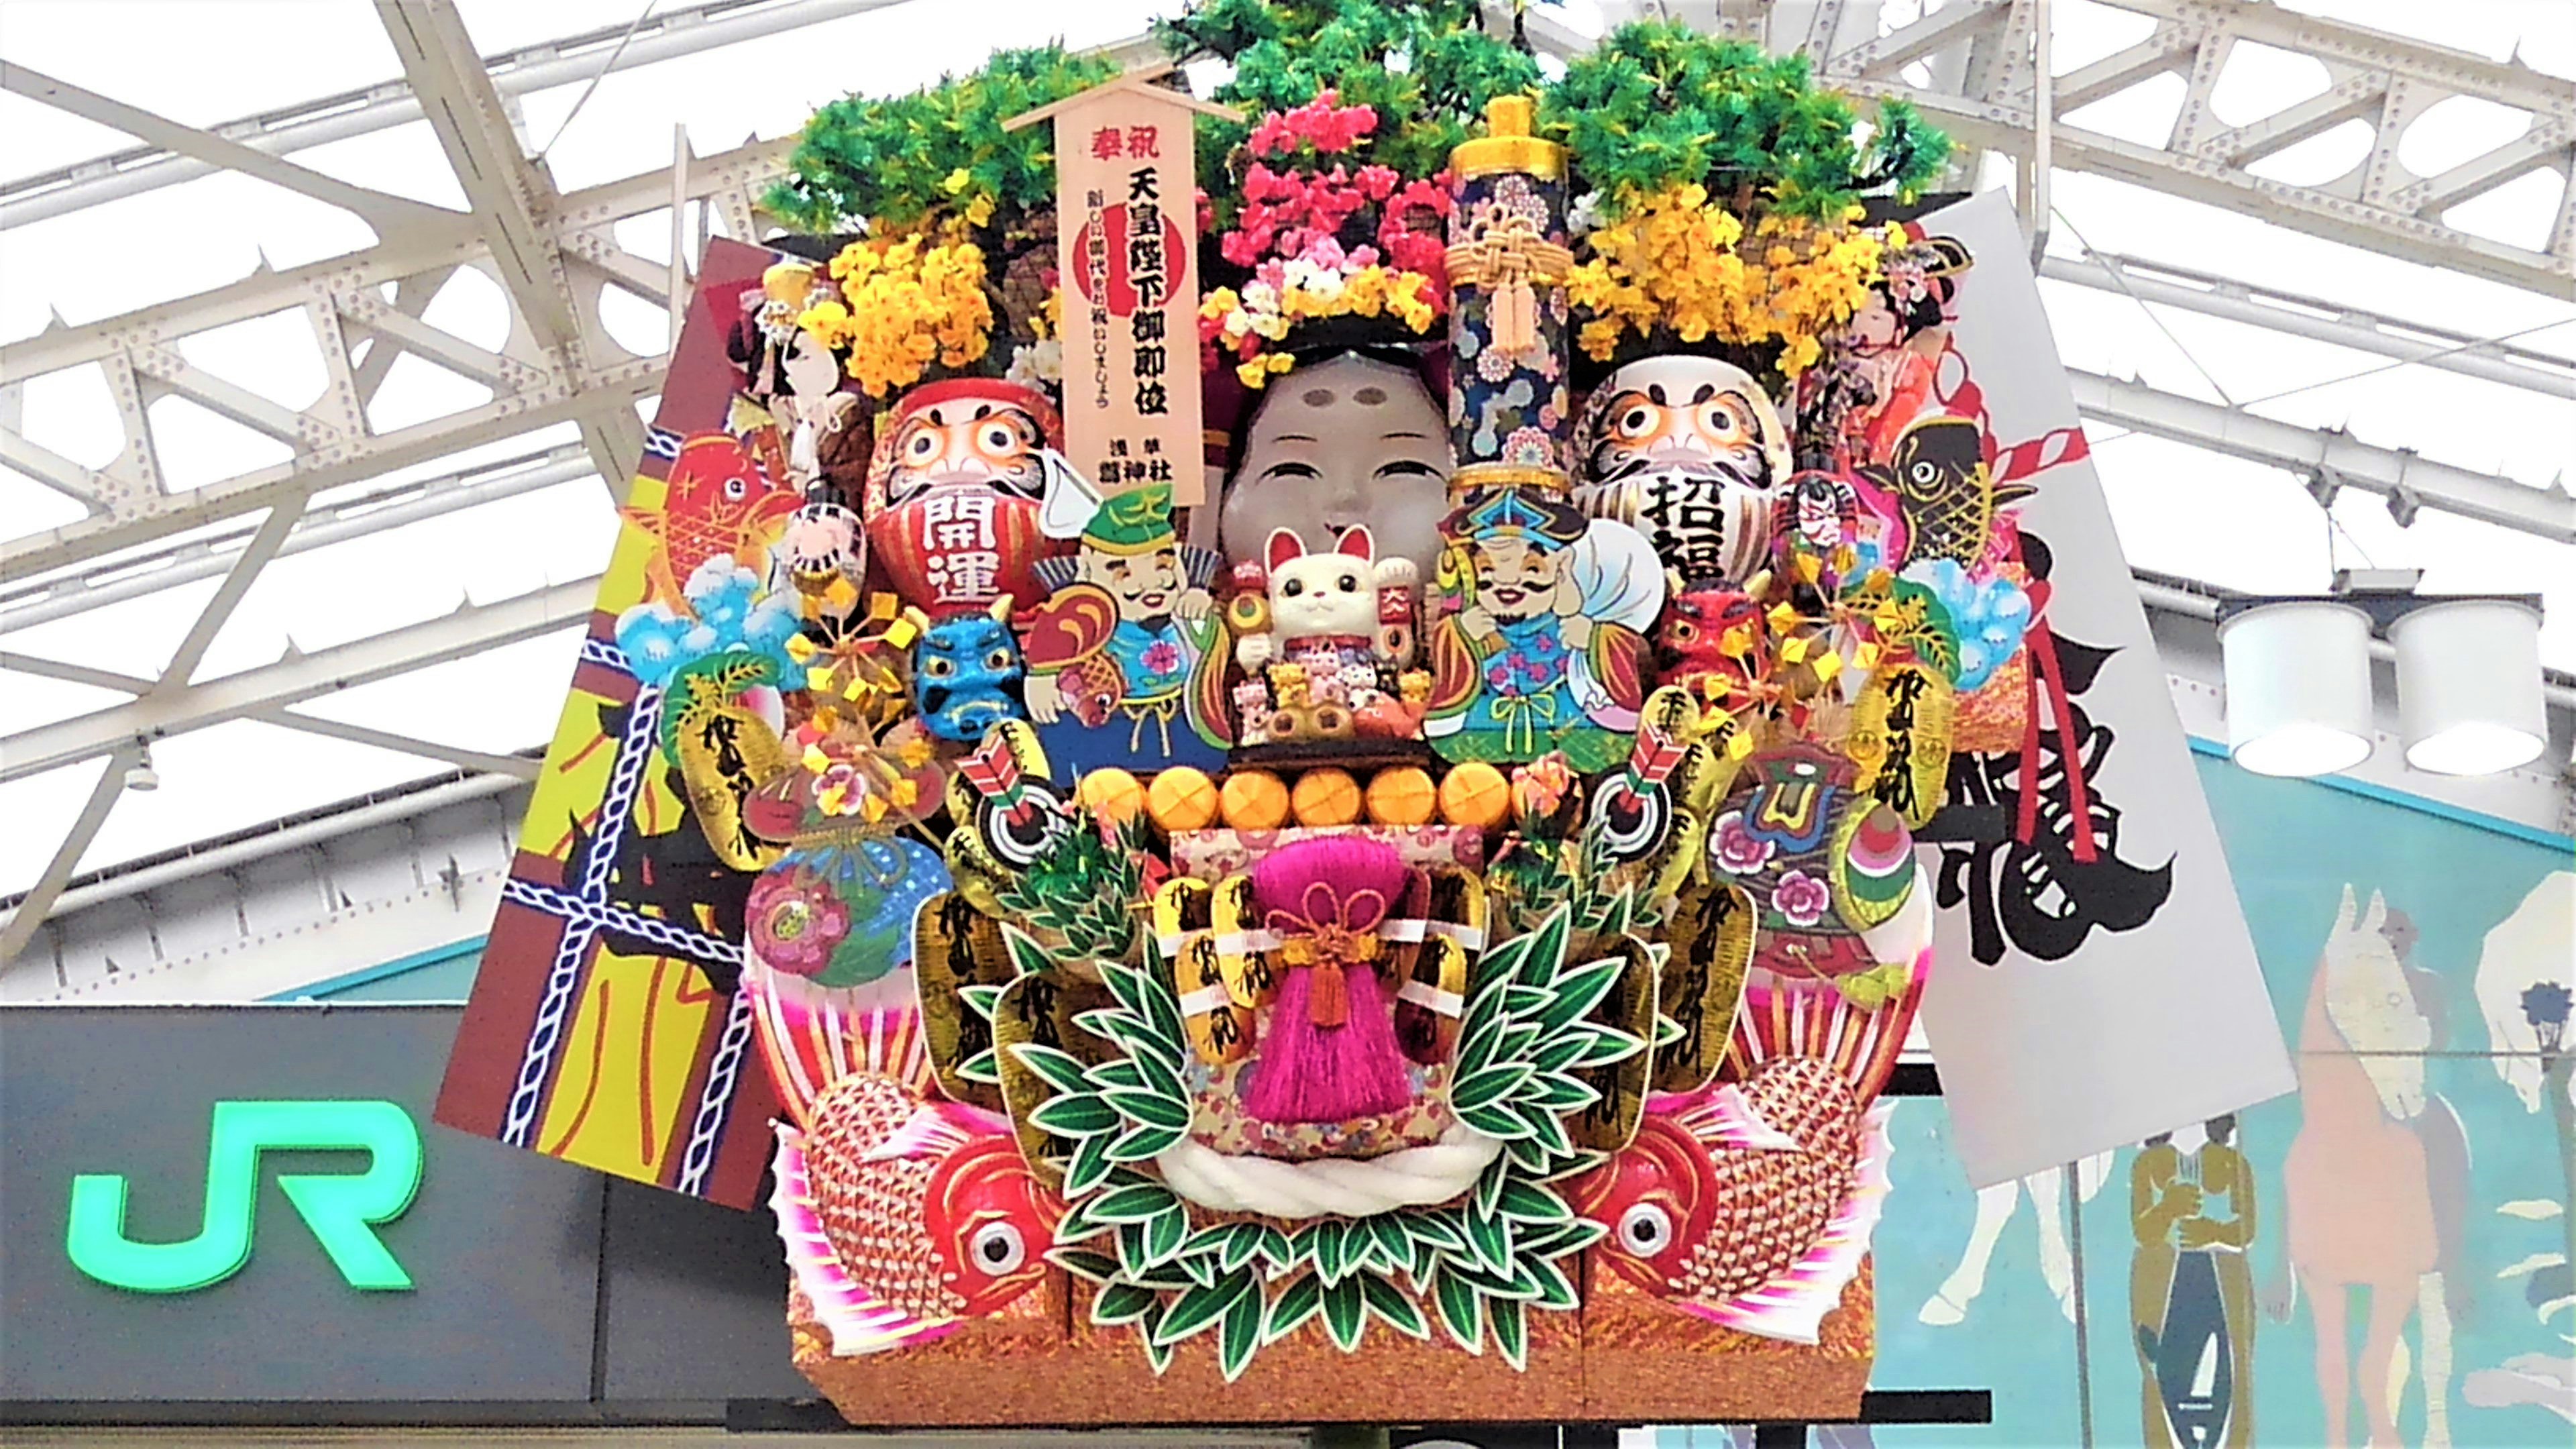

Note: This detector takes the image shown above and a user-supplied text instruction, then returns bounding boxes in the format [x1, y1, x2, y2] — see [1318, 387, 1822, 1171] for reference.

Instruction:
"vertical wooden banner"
[1008, 71, 1235, 506]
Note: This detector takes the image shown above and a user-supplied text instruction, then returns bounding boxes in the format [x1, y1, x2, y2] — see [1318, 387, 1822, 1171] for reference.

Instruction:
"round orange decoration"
[1437, 761, 1512, 829]
[1078, 768, 1144, 826]
[1289, 768, 1363, 826]
[1218, 769, 1291, 830]
[1364, 766, 1438, 826]
[1145, 767, 1221, 833]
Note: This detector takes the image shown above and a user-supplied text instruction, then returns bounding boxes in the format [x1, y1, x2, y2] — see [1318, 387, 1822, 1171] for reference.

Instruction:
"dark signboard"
[1, 1004, 826, 1415]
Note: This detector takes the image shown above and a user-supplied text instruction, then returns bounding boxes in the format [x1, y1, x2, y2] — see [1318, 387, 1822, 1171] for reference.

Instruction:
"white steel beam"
[2068, 368, 2576, 542]
[0, 444, 593, 633]
[0, 578, 598, 784]
[0, 0, 918, 229]
[0, 747, 137, 964]
[1760, 0, 2576, 296]
[374, 0, 645, 494]
[257, 710, 544, 781]
[2042, 252, 2576, 397]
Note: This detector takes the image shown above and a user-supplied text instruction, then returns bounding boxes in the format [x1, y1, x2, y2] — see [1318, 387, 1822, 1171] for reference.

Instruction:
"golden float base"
[788, 1259, 1873, 1427]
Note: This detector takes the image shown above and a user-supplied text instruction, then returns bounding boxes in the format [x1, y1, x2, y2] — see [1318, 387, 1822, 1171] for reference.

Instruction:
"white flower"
[1567, 190, 1604, 239]
[1004, 338, 1063, 389]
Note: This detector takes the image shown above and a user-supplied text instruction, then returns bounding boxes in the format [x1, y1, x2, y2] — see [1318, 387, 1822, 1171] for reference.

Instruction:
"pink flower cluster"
[1247, 91, 1377, 157]
[1222, 162, 1398, 266]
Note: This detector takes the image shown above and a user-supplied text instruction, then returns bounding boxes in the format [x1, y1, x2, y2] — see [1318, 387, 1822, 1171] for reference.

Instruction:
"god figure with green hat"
[1018, 480, 1232, 777]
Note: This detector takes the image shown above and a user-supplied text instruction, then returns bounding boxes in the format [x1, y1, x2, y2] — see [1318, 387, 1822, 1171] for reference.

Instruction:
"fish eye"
[1283, 578, 1304, 597]
[984, 649, 1015, 672]
[1337, 574, 1358, 592]
[725, 476, 747, 498]
[1617, 1202, 1674, 1257]
[1911, 461, 1939, 484]
[969, 1222, 1025, 1275]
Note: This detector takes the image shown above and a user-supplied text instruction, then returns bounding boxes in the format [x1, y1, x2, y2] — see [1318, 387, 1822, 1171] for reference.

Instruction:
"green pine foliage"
[1538, 20, 1950, 219]
[763, 46, 1122, 234]
[1157, 0, 1544, 205]
[991, 814, 1148, 964]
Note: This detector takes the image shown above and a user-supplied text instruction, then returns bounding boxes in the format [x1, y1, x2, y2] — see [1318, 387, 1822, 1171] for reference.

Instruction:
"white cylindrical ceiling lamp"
[2389, 598, 2547, 775]
[2217, 600, 2374, 777]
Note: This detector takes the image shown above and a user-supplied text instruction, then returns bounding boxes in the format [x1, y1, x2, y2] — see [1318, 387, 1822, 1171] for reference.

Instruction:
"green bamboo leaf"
[1534, 1034, 1589, 1073]
[1474, 1161, 1509, 1220]
[1519, 906, 1572, 989]
[1497, 1179, 1574, 1225]
[1311, 1218, 1351, 1285]
[1089, 1182, 1178, 1224]
[1360, 1272, 1431, 1340]
[1464, 1208, 1512, 1276]
[958, 983, 1004, 1020]
[1522, 1218, 1609, 1257]
[1529, 1072, 1601, 1112]
[959, 1048, 1002, 1085]
[1433, 1269, 1487, 1354]
[1501, 985, 1552, 1017]
[1140, 1322, 1175, 1375]
[1115, 1220, 1151, 1275]
[1220, 1223, 1269, 1275]
[1049, 1248, 1118, 1282]
[1073, 1007, 1142, 1044]
[1219, 1283, 1265, 1382]
[1099, 960, 1155, 1024]
[1028, 1091, 1118, 1137]
[1497, 1022, 1542, 1063]
[1091, 1280, 1159, 1326]
[1516, 1102, 1575, 1159]
[1257, 1226, 1297, 1277]
[1457, 1102, 1534, 1140]
[1540, 959, 1625, 1031]
[1150, 1269, 1254, 1346]
[1065, 1131, 1118, 1196]
[1366, 1214, 1417, 1279]
[1053, 1199, 1113, 1244]
[1322, 1275, 1367, 1352]
[1104, 1088, 1192, 1131]
[1089, 1057, 1146, 1091]
[1001, 925, 1055, 979]
[1404, 1210, 1466, 1258]
[1130, 1046, 1191, 1102]
[1450, 1063, 1532, 1112]
[1455, 1018, 1506, 1079]
[1528, 1254, 1580, 1311]
[1505, 1132, 1555, 1175]
[1493, 1297, 1529, 1371]
[1142, 1205, 1189, 1265]
[1010, 1041, 1094, 1095]
[1265, 1271, 1325, 1343]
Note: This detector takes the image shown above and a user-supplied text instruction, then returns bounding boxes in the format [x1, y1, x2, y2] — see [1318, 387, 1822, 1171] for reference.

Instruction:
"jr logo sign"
[65, 1099, 423, 1293]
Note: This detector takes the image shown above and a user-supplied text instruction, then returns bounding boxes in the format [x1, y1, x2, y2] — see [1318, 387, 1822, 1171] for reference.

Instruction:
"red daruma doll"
[862, 379, 1072, 614]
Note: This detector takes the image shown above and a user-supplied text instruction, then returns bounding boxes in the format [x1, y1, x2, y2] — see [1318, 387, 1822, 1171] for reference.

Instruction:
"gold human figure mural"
[2133, 1117, 2256, 1448]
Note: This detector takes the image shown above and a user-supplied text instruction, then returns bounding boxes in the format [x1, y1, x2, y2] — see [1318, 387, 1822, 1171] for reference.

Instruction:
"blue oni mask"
[912, 608, 1026, 743]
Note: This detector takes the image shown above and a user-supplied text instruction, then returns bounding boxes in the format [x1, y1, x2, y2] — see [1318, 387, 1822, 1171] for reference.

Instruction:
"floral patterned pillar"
[1445, 95, 1572, 474]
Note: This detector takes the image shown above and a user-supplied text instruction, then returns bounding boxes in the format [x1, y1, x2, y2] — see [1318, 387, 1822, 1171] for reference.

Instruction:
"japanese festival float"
[436, 1, 2239, 1428]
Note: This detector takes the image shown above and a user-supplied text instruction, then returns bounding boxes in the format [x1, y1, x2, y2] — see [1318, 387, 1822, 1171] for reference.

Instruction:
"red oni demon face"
[864, 380, 1068, 614]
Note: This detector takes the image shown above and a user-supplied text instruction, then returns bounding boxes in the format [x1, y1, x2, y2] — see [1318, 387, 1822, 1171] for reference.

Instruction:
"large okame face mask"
[1221, 353, 1454, 578]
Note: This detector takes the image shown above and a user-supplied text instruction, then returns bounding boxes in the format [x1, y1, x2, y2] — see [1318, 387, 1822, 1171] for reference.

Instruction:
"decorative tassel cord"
[1156, 1124, 1505, 1220]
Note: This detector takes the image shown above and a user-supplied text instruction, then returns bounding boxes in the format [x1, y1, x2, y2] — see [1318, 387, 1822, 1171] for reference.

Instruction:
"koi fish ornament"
[756, 985, 1062, 1354]
[624, 432, 803, 608]
[1574, 987, 1902, 1344]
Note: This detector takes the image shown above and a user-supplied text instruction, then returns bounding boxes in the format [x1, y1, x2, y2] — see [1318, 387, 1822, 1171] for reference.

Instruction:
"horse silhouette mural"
[2270, 886, 2472, 1449]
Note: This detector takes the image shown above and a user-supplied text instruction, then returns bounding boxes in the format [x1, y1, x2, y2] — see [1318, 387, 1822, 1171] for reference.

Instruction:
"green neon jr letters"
[66, 1099, 423, 1293]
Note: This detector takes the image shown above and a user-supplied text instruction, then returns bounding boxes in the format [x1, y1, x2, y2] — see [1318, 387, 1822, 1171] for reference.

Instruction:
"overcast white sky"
[1, 0, 2570, 896]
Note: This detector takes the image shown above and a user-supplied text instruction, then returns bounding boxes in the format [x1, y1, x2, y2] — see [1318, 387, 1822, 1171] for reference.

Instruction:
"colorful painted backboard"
[436, 239, 795, 1206]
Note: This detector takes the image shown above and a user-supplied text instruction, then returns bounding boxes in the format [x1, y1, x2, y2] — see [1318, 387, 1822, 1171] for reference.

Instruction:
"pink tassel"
[1241, 835, 1416, 1126]
[1244, 962, 1412, 1125]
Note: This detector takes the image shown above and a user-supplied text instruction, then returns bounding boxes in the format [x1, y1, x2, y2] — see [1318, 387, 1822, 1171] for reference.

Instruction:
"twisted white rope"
[1156, 1125, 1503, 1220]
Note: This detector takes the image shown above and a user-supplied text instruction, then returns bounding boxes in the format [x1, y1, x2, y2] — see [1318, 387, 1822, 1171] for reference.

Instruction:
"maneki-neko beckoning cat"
[443, 3, 2078, 1430]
